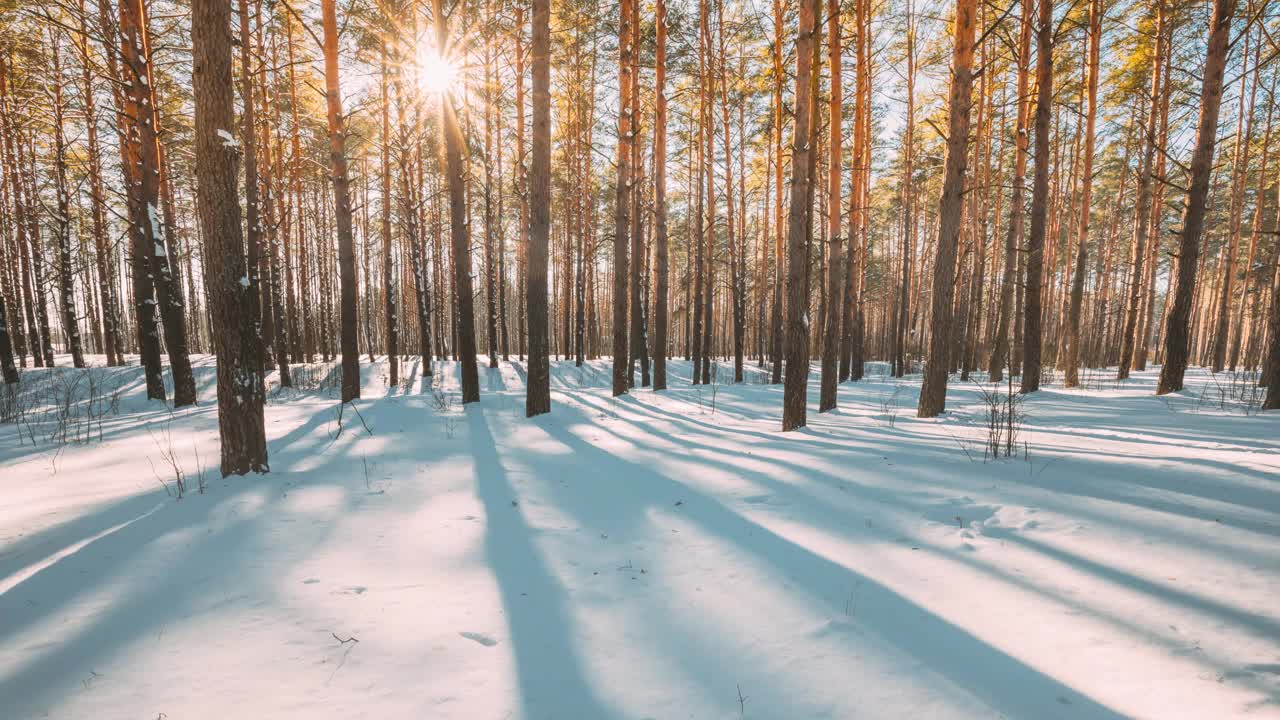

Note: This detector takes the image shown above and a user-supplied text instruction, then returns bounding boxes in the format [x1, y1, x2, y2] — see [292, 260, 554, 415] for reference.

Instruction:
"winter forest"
[1, 0, 1279, 715]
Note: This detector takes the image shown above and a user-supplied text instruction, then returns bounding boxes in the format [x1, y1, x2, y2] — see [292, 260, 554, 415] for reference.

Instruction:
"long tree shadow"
[571, 390, 1280, 626]
[0, 392, 463, 716]
[466, 408, 614, 718]
[0, 491, 169, 593]
[574, 387, 1280, 704]
[0, 479, 309, 714]
[594, 387, 1280, 553]
[528, 400, 1128, 719]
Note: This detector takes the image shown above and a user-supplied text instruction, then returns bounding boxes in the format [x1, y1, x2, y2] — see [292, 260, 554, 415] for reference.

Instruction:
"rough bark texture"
[526, 0, 551, 416]
[818, 3, 843, 413]
[782, 0, 817, 431]
[612, 0, 633, 397]
[1158, 0, 1235, 394]
[192, 0, 267, 475]
[120, 0, 195, 403]
[918, 0, 976, 417]
[653, 0, 669, 391]
[769, 0, 785, 385]
[321, 0, 361, 403]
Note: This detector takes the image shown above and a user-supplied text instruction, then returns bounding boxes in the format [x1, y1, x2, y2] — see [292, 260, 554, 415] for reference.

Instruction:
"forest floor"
[1, 354, 1278, 719]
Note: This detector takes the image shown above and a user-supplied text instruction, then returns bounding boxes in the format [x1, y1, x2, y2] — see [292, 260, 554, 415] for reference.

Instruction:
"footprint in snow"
[302, 578, 320, 585]
[459, 632, 498, 647]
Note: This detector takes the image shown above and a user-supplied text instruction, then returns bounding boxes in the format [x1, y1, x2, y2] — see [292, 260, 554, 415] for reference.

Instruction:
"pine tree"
[1159, 0, 1237, 394]
[192, 0, 267, 474]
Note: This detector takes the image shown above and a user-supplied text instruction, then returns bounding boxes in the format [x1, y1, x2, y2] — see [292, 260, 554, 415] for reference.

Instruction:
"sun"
[416, 45, 460, 96]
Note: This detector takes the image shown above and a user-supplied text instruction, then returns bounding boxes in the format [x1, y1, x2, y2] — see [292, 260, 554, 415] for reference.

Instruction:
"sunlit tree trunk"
[989, 0, 1032, 383]
[319, 0, 361, 402]
[1063, 0, 1101, 387]
[1210, 16, 1257, 373]
[653, 0, 669, 391]
[782, 0, 818, 431]
[1232, 72, 1275, 371]
[1118, 1, 1164, 380]
[818, 1, 844, 412]
[918, 0, 976, 416]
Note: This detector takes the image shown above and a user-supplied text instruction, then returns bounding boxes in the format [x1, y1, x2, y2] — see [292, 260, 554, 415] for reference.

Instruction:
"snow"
[146, 203, 165, 253]
[216, 129, 240, 148]
[1, 356, 1278, 719]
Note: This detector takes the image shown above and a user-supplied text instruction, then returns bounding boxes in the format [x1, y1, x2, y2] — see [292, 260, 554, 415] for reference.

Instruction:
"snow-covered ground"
[1, 354, 1278, 719]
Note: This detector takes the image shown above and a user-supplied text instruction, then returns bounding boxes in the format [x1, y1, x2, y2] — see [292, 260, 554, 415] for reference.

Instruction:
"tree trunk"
[119, 0, 193, 402]
[515, 2, 529, 360]
[1158, 0, 1236, 394]
[653, 0, 669, 391]
[286, 20, 308, 363]
[1232, 71, 1275, 371]
[192, 0, 267, 474]
[1118, 2, 1165, 380]
[719, 0, 744, 386]
[782, 0, 818, 431]
[1063, 0, 1101, 387]
[238, 0, 267, 381]
[918, 0, 976, 417]
[526, 0, 551, 416]
[380, 45, 399, 386]
[818, 2, 844, 412]
[1264, 256, 1280, 408]
[631, 0, 649, 387]
[0, 288, 15, 383]
[989, 0, 1032, 382]
[48, 33, 86, 368]
[769, 0, 785, 384]
[320, 0, 361, 402]
[483, 6, 499, 370]
[1210, 20, 1258, 373]
[1020, 0, 1053, 394]
[612, 0, 633, 396]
